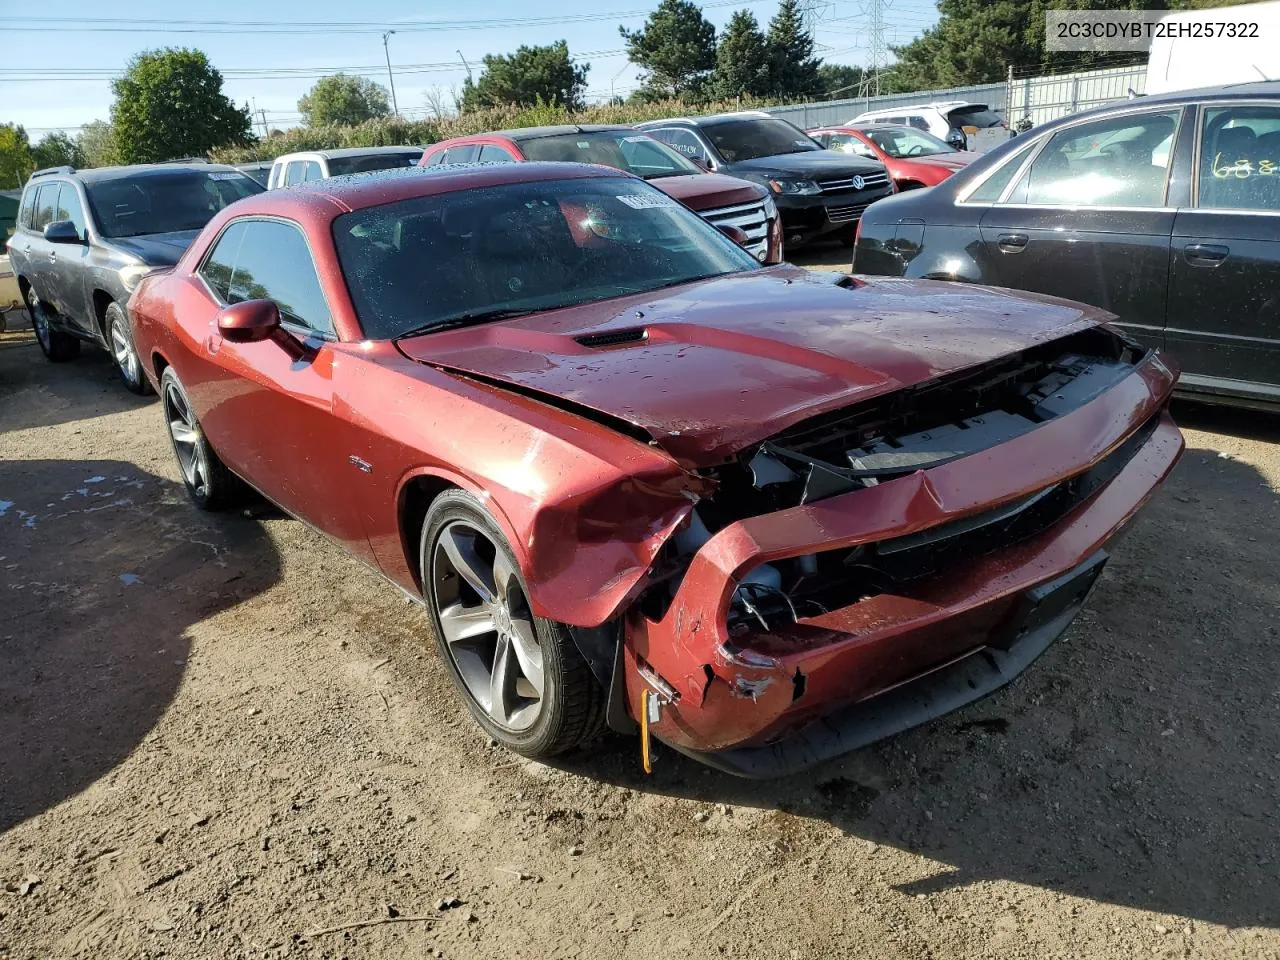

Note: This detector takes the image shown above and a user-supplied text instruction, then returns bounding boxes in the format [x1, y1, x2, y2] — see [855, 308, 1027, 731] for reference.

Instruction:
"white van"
[267, 146, 424, 189]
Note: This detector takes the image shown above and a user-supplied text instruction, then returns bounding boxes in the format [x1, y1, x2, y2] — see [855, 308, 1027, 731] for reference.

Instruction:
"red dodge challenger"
[129, 162, 1183, 777]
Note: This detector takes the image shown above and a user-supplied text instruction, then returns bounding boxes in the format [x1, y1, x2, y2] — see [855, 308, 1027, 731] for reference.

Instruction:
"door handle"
[996, 233, 1028, 253]
[1183, 243, 1229, 266]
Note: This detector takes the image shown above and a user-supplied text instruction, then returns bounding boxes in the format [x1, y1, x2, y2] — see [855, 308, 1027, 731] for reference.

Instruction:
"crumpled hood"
[651, 173, 765, 212]
[108, 229, 201, 266]
[395, 268, 1111, 465]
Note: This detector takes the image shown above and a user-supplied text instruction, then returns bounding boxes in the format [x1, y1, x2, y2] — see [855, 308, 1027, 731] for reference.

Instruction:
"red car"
[420, 125, 782, 263]
[129, 162, 1182, 777]
[809, 124, 979, 191]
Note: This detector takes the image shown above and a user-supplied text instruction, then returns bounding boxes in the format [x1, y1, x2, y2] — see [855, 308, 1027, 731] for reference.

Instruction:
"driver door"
[188, 218, 366, 548]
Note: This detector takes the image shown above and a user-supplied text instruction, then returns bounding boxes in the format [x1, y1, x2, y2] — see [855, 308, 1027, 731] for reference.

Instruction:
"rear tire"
[160, 367, 243, 510]
[105, 301, 152, 395]
[25, 287, 80, 362]
[421, 489, 606, 759]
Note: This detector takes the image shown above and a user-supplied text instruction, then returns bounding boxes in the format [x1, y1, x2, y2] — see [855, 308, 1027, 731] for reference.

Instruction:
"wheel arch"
[92, 289, 115, 339]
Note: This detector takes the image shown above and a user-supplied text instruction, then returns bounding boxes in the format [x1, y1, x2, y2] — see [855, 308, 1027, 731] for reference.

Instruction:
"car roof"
[41, 162, 243, 185]
[233, 161, 631, 215]
[274, 146, 424, 162]
[486, 124, 633, 141]
[638, 111, 776, 128]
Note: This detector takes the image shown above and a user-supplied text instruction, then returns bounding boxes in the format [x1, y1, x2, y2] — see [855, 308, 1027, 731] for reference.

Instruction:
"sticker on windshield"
[793, 140, 810, 147]
[208, 172, 246, 181]
[577, 141, 591, 149]
[616, 194, 678, 209]
[623, 135, 650, 142]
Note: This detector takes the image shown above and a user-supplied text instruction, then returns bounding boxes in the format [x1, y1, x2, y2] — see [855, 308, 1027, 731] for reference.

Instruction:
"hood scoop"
[575, 327, 649, 349]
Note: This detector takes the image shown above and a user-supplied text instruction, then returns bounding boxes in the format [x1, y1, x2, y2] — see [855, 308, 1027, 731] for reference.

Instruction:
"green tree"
[765, 0, 822, 100]
[620, 0, 717, 100]
[77, 121, 118, 168]
[459, 41, 588, 111]
[0, 124, 33, 188]
[31, 131, 85, 170]
[298, 74, 391, 127]
[710, 11, 771, 99]
[110, 48, 253, 164]
[817, 63, 867, 98]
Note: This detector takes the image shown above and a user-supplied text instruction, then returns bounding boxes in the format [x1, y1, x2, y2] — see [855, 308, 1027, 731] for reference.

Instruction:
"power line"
[0, 1, 775, 35]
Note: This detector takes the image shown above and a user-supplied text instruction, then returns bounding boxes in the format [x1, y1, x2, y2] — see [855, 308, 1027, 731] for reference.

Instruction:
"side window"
[445, 144, 480, 164]
[908, 116, 930, 131]
[811, 132, 830, 147]
[199, 221, 247, 302]
[478, 144, 515, 163]
[54, 184, 87, 237]
[1011, 110, 1181, 208]
[1198, 105, 1280, 211]
[228, 220, 333, 335]
[302, 160, 324, 182]
[964, 141, 1036, 202]
[423, 149, 445, 166]
[33, 183, 59, 231]
[284, 161, 307, 186]
[18, 185, 36, 230]
[649, 128, 706, 163]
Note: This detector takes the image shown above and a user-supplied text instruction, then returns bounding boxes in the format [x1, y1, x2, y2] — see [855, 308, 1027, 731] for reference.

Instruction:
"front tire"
[421, 489, 605, 758]
[105, 301, 151, 395]
[160, 367, 242, 510]
[24, 287, 80, 362]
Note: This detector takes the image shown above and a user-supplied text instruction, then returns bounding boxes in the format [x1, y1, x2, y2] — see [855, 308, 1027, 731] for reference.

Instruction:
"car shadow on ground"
[0, 330, 155, 433]
[553, 445, 1280, 929]
[0, 459, 282, 835]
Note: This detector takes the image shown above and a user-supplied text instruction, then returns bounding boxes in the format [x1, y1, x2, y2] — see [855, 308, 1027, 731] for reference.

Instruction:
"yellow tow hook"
[640, 688, 664, 774]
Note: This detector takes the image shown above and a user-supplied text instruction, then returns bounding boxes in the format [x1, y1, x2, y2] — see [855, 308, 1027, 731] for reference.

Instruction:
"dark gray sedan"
[854, 81, 1280, 412]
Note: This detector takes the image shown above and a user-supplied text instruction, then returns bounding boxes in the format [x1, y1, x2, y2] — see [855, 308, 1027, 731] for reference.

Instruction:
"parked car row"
[5, 101, 1201, 777]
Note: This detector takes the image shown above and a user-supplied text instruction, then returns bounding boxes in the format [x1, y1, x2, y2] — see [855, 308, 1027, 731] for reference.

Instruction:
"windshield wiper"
[393, 308, 532, 340]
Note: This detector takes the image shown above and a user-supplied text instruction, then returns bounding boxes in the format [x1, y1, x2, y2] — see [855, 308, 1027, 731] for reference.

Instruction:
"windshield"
[327, 152, 423, 177]
[704, 119, 821, 162]
[86, 170, 263, 239]
[520, 131, 702, 179]
[333, 176, 758, 340]
[863, 127, 956, 158]
[947, 106, 1003, 129]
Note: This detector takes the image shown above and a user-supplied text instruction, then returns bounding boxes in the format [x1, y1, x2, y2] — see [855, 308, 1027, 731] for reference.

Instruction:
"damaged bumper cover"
[622, 356, 1183, 777]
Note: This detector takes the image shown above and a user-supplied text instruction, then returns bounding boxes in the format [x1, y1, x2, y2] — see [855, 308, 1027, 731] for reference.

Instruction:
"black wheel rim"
[31, 301, 51, 351]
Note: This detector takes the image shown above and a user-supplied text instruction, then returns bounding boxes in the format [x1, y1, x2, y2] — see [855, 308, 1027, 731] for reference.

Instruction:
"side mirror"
[716, 223, 750, 247]
[215, 298, 315, 361]
[216, 298, 280, 343]
[689, 155, 711, 171]
[44, 220, 84, 244]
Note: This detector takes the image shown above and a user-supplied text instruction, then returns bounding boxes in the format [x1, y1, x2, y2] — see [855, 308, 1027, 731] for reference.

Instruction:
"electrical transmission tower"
[796, 0, 833, 35]
[858, 0, 891, 98]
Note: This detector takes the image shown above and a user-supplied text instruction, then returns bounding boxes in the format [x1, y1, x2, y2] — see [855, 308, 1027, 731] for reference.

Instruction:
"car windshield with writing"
[705, 119, 823, 162]
[327, 151, 424, 176]
[519, 131, 703, 180]
[863, 127, 956, 158]
[86, 171, 263, 239]
[332, 176, 759, 340]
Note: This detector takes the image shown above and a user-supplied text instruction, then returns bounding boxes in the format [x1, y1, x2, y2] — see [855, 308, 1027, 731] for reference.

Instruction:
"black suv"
[637, 112, 892, 247]
[853, 82, 1280, 412]
[8, 162, 263, 393]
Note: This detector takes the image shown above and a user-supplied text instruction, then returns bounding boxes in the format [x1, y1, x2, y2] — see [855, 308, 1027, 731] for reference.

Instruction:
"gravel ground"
[2, 296, 1279, 960]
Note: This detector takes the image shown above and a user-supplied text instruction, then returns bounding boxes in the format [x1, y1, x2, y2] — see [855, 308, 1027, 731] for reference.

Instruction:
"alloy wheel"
[30, 301, 51, 351]
[110, 316, 140, 385]
[163, 381, 209, 498]
[433, 522, 545, 732]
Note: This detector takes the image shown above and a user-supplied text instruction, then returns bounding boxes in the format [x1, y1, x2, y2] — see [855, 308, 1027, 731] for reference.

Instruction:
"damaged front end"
[618, 327, 1183, 776]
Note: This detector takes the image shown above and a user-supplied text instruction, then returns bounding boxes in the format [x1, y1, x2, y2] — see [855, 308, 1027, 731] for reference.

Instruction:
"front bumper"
[622, 358, 1182, 776]
[776, 188, 894, 243]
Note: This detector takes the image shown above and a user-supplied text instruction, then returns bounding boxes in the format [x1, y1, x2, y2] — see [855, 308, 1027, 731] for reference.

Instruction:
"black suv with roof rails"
[636, 111, 893, 247]
[852, 81, 1280, 412]
[8, 161, 263, 393]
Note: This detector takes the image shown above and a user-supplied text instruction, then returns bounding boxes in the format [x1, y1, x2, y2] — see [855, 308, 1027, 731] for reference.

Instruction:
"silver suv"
[8, 162, 263, 392]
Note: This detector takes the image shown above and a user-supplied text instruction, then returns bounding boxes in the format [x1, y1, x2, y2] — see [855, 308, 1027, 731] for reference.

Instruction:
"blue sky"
[2, 0, 940, 137]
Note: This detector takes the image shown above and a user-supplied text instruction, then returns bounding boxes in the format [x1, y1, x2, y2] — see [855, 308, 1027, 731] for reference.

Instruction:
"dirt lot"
[2, 294, 1279, 960]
